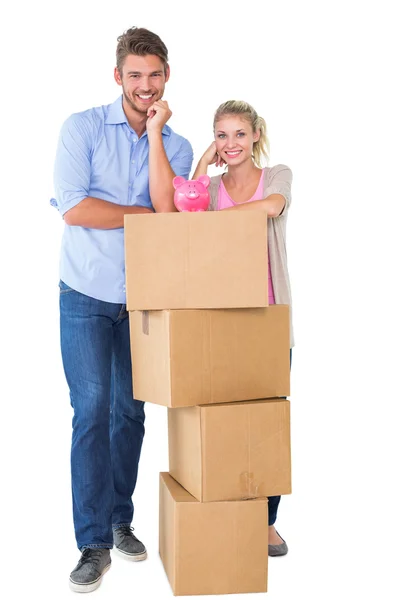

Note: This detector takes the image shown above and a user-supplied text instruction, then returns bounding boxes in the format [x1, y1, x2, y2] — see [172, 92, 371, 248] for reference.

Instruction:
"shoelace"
[116, 525, 136, 540]
[78, 548, 105, 568]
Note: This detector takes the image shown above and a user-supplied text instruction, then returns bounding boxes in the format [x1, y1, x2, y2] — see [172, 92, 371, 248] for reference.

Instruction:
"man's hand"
[146, 100, 172, 134]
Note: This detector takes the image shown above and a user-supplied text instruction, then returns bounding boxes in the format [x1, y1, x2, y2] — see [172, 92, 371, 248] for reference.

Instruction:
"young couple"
[52, 25, 293, 594]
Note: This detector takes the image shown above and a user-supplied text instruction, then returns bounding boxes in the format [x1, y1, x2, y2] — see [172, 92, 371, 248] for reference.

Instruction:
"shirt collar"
[105, 96, 128, 124]
[105, 96, 171, 136]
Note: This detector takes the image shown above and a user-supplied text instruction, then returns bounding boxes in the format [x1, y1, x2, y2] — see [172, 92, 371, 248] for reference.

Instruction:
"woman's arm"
[222, 194, 286, 218]
[192, 142, 225, 179]
[224, 164, 292, 217]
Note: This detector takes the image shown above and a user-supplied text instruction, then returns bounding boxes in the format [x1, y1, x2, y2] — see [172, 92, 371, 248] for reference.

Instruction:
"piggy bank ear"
[173, 176, 186, 189]
[197, 175, 210, 188]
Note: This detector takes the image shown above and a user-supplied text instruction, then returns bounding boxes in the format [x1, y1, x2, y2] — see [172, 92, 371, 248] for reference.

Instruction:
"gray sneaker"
[113, 526, 147, 561]
[69, 548, 111, 593]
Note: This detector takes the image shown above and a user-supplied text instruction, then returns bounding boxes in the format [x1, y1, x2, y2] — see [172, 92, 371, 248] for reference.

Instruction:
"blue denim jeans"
[268, 348, 292, 526]
[59, 281, 145, 550]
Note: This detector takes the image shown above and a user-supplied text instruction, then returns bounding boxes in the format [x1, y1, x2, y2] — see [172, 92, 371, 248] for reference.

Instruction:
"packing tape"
[239, 471, 260, 499]
[142, 310, 149, 335]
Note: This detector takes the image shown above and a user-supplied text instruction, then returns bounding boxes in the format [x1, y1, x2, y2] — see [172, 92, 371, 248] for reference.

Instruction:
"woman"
[193, 100, 294, 557]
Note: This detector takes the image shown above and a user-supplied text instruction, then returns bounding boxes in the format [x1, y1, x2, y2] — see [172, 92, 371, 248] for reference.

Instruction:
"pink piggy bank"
[173, 175, 211, 212]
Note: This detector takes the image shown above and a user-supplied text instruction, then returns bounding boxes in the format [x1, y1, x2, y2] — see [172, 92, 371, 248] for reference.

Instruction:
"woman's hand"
[202, 142, 226, 168]
[193, 141, 226, 179]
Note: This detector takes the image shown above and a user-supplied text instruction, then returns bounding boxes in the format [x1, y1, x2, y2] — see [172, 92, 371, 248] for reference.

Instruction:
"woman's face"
[214, 115, 260, 166]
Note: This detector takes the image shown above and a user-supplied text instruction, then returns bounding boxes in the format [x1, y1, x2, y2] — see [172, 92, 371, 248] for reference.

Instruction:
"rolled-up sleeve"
[265, 164, 293, 216]
[170, 138, 194, 180]
[52, 114, 92, 217]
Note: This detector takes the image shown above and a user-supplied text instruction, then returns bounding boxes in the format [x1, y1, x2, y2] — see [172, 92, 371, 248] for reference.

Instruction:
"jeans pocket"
[59, 280, 75, 294]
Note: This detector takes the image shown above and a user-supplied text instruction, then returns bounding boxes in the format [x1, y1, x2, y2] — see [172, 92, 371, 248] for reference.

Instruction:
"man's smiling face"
[115, 54, 170, 115]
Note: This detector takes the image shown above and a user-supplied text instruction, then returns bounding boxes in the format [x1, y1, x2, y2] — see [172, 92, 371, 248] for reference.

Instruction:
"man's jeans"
[268, 348, 292, 526]
[59, 281, 145, 550]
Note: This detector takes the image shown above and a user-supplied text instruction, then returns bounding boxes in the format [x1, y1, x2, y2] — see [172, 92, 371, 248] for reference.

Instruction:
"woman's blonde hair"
[213, 100, 270, 168]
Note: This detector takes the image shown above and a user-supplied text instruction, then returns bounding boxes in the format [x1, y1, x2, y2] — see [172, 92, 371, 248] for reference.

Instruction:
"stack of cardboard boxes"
[125, 210, 292, 596]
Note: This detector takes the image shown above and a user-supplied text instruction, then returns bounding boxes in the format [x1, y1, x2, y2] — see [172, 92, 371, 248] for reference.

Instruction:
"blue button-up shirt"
[52, 96, 193, 303]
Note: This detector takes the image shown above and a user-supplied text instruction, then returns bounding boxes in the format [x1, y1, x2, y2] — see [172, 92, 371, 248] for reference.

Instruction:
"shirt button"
[132, 159, 135, 164]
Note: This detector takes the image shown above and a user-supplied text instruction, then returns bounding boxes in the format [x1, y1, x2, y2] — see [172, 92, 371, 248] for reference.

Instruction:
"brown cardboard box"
[129, 305, 290, 407]
[159, 472, 268, 596]
[124, 211, 269, 310]
[168, 399, 291, 502]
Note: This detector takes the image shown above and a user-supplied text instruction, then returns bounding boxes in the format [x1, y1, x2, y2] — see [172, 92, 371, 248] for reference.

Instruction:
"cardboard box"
[129, 305, 290, 407]
[168, 399, 291, 502]
[124, 211, 269, 310]
[159, 472, 268, 596]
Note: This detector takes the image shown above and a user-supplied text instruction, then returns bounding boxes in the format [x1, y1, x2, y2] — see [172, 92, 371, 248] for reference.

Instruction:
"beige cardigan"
[208, 165, 294, 347]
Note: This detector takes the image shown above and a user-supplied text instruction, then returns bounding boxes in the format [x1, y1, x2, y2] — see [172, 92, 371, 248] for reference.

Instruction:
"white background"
[1, 1, 399, 599]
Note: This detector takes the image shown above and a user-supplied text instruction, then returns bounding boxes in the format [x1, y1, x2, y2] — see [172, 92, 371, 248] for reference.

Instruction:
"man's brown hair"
[116, 27, 169, 74]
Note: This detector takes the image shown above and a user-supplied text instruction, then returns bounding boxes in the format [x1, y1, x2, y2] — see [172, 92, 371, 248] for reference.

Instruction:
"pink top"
[217, 169, 275, 304]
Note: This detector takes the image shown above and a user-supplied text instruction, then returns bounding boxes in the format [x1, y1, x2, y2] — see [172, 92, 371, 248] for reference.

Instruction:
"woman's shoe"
[268, 532, 288, 557]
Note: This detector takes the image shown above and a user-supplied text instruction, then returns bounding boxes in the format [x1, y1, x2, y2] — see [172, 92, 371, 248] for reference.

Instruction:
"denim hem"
[112, 522, 132, 530]
[80, 543, 113, 551]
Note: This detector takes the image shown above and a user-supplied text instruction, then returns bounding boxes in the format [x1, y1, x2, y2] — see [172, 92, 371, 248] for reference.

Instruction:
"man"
[52, 26, 193, 593]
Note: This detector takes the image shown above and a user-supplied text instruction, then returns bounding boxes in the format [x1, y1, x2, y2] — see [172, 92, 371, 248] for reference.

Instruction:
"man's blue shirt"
[52, 96, 193, 303]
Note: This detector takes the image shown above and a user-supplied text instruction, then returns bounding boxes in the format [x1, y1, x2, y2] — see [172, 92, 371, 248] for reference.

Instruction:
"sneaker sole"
[113, 547, 148, 562]
[69, 562, 111, 593]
